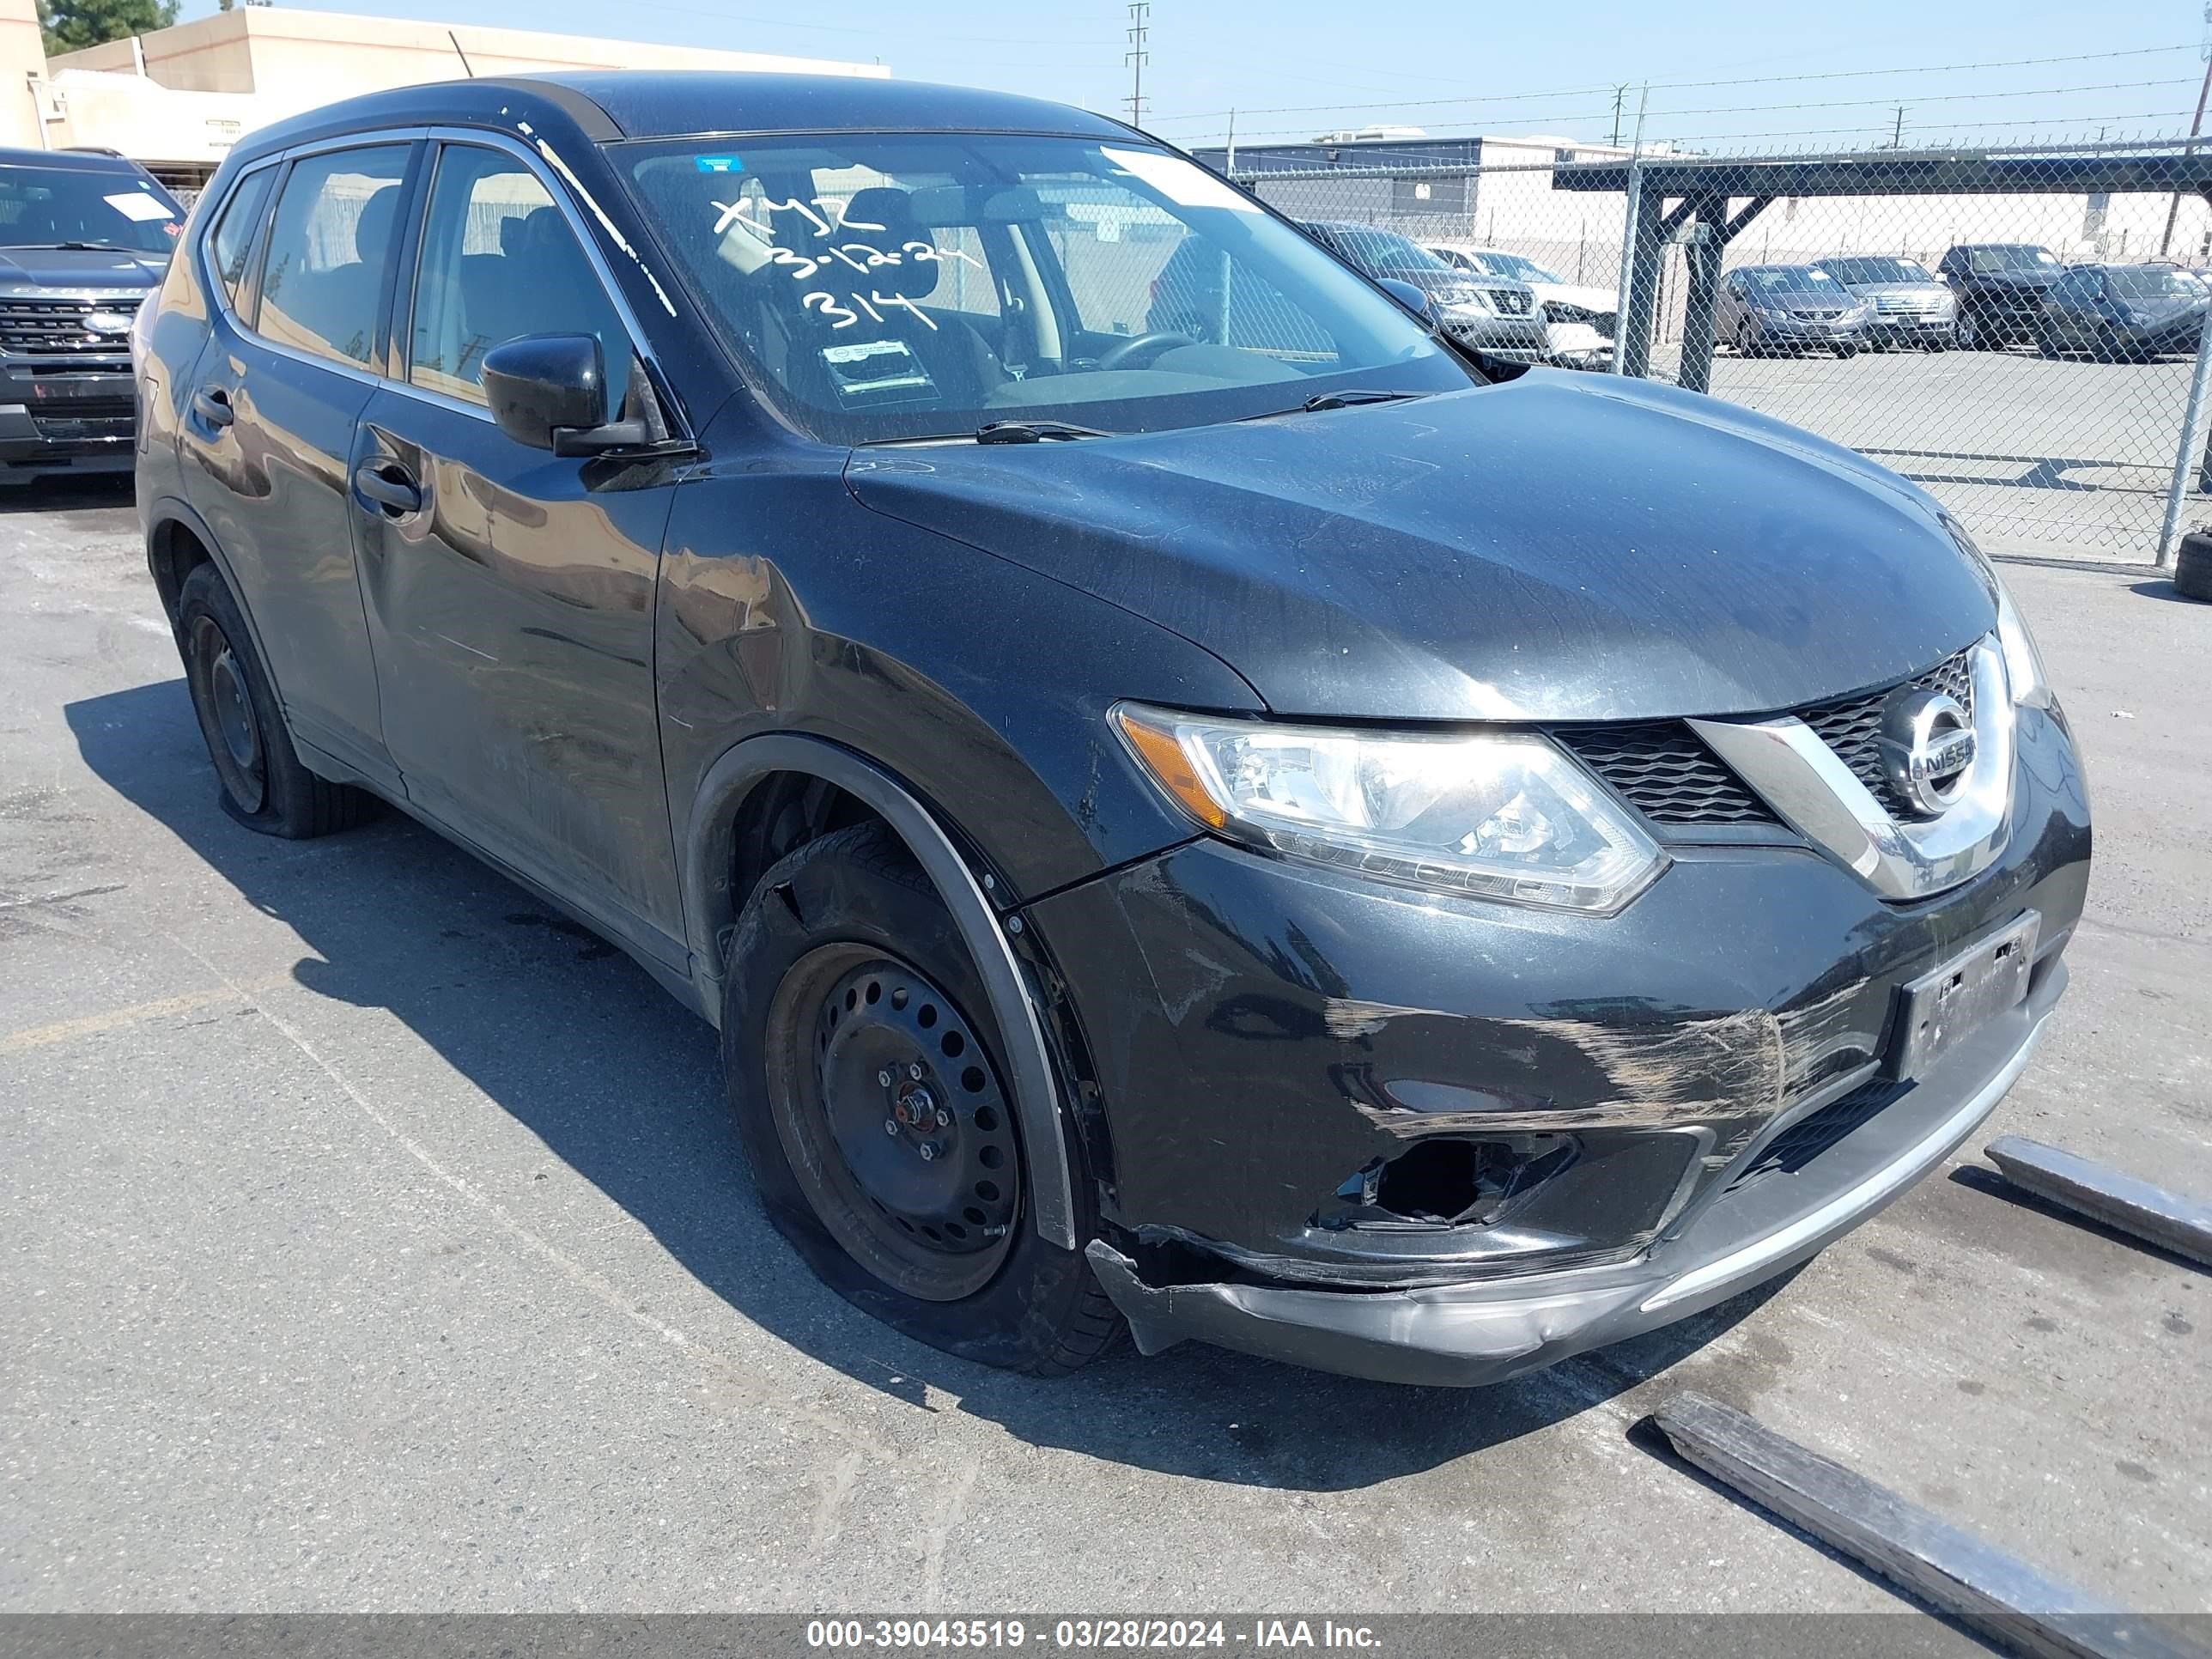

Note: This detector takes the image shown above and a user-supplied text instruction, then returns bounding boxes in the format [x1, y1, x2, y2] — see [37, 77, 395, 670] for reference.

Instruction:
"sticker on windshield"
[1099, 147, 1256, 213]
[105, 191, 176, 222]
[694, 155, 744, 173]
[820, 337, 939, 406]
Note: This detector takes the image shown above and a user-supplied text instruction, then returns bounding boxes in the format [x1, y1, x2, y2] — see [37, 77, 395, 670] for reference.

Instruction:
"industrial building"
[0, 1, 886, 193]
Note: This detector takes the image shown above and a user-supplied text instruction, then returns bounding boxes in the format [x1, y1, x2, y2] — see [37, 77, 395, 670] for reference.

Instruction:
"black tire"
[1834, 343, 1858, 359]
[2036, 321, 2063, 359]
[176, 563, 372, 837]
[722, 821, 1121, 1376]
[2176, 532, 2212, 602]
[1957, 308, 1985, 350]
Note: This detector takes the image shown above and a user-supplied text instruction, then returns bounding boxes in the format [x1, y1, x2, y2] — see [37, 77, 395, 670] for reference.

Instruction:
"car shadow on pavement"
[0, 475, 135, 515]
[68, 677, 1784, 1492]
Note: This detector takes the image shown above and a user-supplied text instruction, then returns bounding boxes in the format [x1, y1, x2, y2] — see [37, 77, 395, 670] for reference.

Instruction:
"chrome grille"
[0, 294, 144, 356]
[1553, 722, 1778, 826]
[1799, 646, 1978, 812]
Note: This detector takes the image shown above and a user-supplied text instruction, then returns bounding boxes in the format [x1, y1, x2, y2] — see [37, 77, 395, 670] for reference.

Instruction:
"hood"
[1382, 265, 1485, 300]
[1972, 267, 2057, 289]
[1843, 280, 1949, 301]
[0, 245, 167, 289]
[846, 373, 1994, 723]
[2118, 294, 2204, 322]
[1529, 282, 1619, 316]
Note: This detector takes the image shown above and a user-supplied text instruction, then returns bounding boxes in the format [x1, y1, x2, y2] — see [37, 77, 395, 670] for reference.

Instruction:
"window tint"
[409, 145, 633, 410]
[258, 145, 410, 368]
[208, 167, 274, 308]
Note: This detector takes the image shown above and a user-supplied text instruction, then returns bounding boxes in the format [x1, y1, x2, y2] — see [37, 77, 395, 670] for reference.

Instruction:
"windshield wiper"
[1299, 388, 1429, 412]
[1235, 388, 1432, 423]
[5, 241, 138, 252]
[974, 419, 1111, 444]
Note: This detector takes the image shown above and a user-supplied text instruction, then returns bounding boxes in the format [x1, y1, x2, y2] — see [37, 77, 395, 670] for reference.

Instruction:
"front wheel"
[1833, 343, 1859, 358]
[722, 822, 1121, 1375]
[1957, 309, 1984, 350]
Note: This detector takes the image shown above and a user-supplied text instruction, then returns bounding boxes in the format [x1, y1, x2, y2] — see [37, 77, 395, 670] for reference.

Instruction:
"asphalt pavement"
[1, 477, 2205, 1615]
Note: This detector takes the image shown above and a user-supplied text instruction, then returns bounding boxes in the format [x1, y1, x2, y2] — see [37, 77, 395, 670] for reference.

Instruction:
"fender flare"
[685, 732, 1079, 1252]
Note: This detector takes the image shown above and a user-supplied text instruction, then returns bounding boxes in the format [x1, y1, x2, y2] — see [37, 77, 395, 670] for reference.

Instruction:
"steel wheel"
[185, 612, 266, 814]
[764, 942, 1020, 1302]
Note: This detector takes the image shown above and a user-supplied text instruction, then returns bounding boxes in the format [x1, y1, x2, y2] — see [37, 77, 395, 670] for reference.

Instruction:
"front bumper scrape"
[1088, 959, 2063, 1388]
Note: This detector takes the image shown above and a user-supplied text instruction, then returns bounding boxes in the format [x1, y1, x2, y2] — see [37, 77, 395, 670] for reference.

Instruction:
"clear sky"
[179, 0, 2209, 153]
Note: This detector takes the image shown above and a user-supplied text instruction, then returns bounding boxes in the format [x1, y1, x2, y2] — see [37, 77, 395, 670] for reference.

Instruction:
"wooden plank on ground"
[1983, 1135, 2212, 1268]
[1650, 1391, 2207, 1659]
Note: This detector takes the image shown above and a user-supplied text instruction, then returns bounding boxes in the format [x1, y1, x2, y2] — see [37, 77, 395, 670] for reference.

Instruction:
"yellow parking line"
[0, 978, 289, 1057]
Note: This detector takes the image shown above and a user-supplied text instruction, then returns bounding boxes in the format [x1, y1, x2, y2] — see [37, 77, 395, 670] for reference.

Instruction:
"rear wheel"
[723, 822, 1121, 1374]
[176, 563, 371, 837]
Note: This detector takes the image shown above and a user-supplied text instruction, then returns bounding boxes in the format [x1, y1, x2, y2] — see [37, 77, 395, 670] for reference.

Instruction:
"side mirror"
[481, 333, 647, 457]
[1376, 277, 1436, 325]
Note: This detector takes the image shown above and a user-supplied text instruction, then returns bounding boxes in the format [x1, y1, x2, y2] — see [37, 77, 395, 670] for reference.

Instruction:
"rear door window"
[207, 167, 275, 312]
[256, 145, 411, 368]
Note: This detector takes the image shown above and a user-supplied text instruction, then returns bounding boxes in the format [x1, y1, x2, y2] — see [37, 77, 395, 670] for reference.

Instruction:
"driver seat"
[834, 188, 1009, 405]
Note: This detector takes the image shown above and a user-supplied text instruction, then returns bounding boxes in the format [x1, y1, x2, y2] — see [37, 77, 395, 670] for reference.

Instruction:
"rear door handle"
[353, 462, 422, 515]
[190, 387, 233, 428]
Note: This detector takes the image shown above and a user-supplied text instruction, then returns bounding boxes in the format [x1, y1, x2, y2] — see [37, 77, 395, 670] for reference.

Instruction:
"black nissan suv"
[135, 74, 2089, 1388]
[0, 146, 183, 483]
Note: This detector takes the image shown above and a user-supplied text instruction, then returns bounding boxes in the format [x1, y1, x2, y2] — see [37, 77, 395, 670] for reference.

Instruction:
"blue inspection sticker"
[694, 155, 744, 173]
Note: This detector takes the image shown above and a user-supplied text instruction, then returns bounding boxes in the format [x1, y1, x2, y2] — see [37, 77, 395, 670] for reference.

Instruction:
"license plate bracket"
[1887, 912, 2039, 1082]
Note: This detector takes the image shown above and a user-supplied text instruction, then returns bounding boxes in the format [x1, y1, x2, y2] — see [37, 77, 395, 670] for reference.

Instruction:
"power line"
[1169, 79, 2197, 147]
[1148, 40, 2199, 125]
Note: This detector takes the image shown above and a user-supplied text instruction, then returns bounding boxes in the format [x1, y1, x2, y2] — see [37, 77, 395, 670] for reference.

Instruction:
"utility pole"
[1224, 107, 1237, 173]
[1887, 106, 1906, 149]
[1609, 83, 1629, 149]
[1123, 2, 1151, 128]
[2160, 1, 2212, 257]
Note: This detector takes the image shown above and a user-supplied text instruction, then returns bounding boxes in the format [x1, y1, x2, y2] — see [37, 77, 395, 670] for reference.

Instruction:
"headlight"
[1949, 521, 2053, 710]
[1992, 580, 2052, 709]
[1448, 288, 1495, 314]
[1112, 704, 1666, 913]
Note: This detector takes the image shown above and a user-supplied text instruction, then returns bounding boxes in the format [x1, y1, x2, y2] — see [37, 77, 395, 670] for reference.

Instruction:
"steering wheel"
[1094, 331, 1195, 371]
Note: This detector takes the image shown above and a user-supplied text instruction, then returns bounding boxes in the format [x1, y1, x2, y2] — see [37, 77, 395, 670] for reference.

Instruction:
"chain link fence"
[1219, 139, 2212, 563]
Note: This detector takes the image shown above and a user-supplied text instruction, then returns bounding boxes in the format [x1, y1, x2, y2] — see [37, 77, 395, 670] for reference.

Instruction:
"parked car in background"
[1426, 244, 1615, 368]
[1298, 221, 1551, 360]
[1937, 243, 2063, 349]
[2036, 263, 2210, 361]
[137, 72, 2088, 1391]
[1718, 264, 1873, 356]
[1815, 255, 1956, 350]
[0, 145, 185, 484]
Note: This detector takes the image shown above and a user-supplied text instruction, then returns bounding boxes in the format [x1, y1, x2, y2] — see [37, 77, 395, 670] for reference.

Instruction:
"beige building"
[0, 1, 886, 189]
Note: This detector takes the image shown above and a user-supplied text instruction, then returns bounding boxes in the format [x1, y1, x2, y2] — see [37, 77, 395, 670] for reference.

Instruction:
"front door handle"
[190, 387, 233, 428]
[353, 462, 422, 515]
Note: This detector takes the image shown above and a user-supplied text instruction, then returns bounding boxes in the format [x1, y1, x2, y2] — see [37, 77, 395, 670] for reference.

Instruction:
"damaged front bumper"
[1024, 702, 2088, 1385]
[1085, 957, 2061, 1386]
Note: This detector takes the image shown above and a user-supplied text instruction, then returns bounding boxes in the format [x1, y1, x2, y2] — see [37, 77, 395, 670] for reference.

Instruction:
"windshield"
[1819, 256, 1930, 285]
[1745, 267, 1843, 296]
[2106, 267, 2197, 300]
[619, 135, 1469, 445]
[1967, 246, 2058, 273]
[1469, 250, 1562, 284]
[0, 163, 181, 254]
